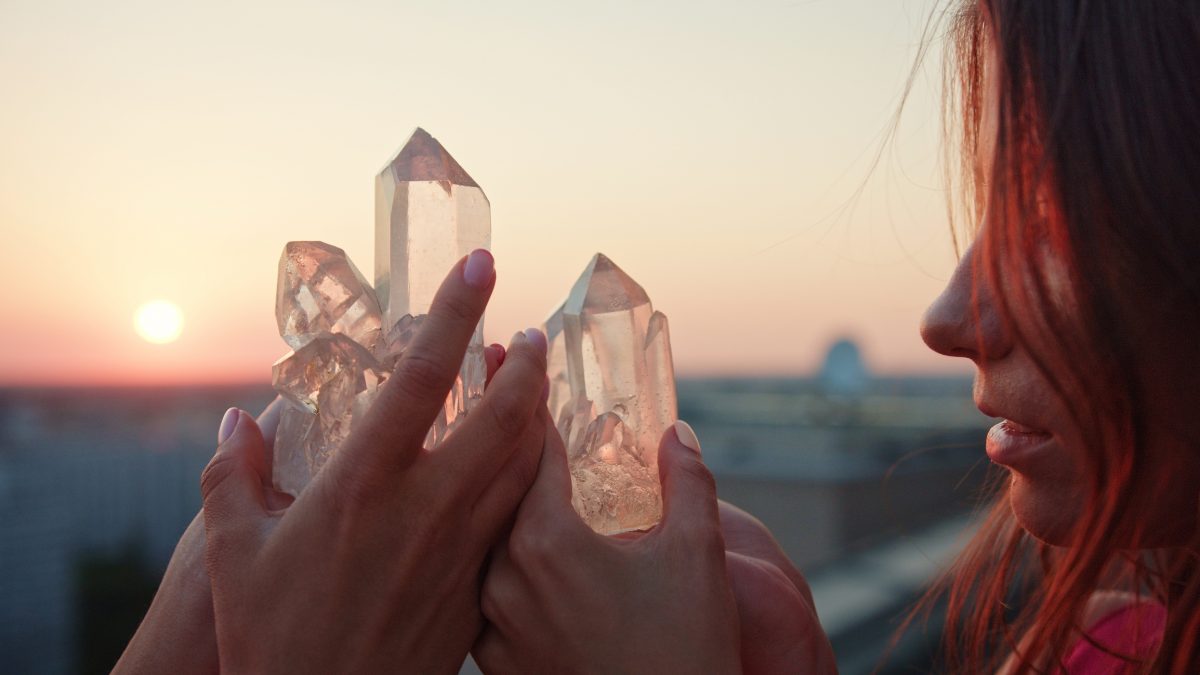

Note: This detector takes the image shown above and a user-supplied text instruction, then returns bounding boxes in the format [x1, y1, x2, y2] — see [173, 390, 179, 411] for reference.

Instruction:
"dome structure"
[819, 338, 869, 396]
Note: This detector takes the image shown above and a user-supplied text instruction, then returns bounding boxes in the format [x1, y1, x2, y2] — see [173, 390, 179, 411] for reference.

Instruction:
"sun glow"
[134, 301, 184, 344]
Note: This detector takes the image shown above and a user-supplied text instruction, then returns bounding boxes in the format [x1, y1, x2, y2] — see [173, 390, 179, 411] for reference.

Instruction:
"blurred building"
[818, 337, 870, 397]
[0, 352, 993, 674]
[0, 386, 274, 674]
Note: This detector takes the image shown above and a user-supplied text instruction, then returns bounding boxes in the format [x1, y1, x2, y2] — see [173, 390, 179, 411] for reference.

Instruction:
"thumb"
[200, 408, 270, 572]
[658, 420, 722, 540]
[524, 408, 580, 521]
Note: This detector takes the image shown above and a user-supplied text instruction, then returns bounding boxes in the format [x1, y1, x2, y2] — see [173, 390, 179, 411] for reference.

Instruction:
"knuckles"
[479, 577, 511, 626]
[482, 390, 533, 441]
[391, 350, 452, 402]
[508, 521, 564, 569]
[199, 452, 240, 503]
[505, 439, 543, 497]
[673, 455, 719, 499]
[314, 462, 376, 523]
[431, 287, 482, 327]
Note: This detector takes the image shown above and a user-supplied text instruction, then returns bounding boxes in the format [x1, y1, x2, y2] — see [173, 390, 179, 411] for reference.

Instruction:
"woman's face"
[920, 46, 1199, 547]
[920, 240, 1090, 545]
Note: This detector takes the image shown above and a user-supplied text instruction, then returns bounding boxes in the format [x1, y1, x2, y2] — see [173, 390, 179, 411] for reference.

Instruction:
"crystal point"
[545, 254, 678, 534]
[374, 128, 489, 445]
[382, 127, 480, 189]
[565, 253, 652, 316]
[276, 241, 382, 352]
[375, 129, 491, 325]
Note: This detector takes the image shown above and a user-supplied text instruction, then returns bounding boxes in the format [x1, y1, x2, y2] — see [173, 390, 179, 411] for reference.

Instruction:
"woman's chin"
[1007, 473, 1083, 546]
[1008, 468, 1198, 549]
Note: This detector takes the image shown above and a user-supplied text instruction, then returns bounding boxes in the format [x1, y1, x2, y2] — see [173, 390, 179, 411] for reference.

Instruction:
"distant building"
[819, 338, 870, 396]
[0, 386, 275, 675]
[0, 380, 990, 675]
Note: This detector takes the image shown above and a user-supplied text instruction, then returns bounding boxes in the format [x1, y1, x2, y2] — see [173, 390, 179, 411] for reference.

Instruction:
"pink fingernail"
[218, 407, 239, 445]
[463, 249, 495, 289]
[523, 327, 547, 354]
[490, 342, 507, 365]
[674, 420, 701, 455]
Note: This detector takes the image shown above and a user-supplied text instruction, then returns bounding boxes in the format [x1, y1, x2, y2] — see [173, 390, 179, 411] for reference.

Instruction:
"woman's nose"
[920, 242, 1011, 363]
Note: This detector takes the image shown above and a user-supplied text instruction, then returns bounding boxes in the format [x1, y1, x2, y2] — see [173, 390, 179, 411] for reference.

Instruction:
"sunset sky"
[0, 0, 967, 386]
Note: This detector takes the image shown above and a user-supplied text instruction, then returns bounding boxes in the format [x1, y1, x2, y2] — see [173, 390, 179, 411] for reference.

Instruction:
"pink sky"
[0, 0, 970, 386]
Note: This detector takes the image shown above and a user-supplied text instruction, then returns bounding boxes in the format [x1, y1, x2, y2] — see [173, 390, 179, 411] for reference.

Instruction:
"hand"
[719, 501, 837, 675]
[114, 339, 512, 674]
[113, 398, 286, 675]
[200, 250, 549, 674]
[473, 416, 743, 675]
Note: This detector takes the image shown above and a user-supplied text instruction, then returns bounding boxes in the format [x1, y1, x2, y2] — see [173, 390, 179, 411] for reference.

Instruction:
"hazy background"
[0, 1, 1001, 674]
[0, 0, 961, 385]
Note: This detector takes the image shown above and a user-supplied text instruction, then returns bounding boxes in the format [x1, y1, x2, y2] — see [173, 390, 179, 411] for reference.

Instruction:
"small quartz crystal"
[544, 254, 678, 534]
[276, 241, 382, 353]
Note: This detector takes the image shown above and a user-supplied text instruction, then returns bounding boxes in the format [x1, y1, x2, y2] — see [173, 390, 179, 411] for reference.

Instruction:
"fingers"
[657, 421, 722, 544]
[478, 544, 519, 632]
[725, 550, 821, 672]
[471, 628, 511, 675]
[469, 407, 547, 542]
[525, 408, 577, 512]
[256, 396, 284, 460]
[252, 397, 296, 511]
[438, 328, 548, 496]
[337, 249, 496, 473]
[200, 409, 270, 572]
[484, 342, 506, 385]
[476, 547, 527, 675]
[717, 500, 811, 602]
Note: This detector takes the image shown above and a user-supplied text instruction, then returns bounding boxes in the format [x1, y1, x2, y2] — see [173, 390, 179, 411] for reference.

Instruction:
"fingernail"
[511, 330, 528, 345]
[674, 420, 701, 455]
[462, 249, 495, 289]
[523, 327, 547, 354]
[217, 407, 239, 446]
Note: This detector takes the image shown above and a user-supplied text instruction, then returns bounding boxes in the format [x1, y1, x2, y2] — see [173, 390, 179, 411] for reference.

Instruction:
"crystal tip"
[565, 252, 652, 314]
[381, 127, 479, 188]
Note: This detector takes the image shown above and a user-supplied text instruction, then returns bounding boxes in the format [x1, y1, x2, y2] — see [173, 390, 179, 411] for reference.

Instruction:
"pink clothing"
[1065, 602, 1167, 674]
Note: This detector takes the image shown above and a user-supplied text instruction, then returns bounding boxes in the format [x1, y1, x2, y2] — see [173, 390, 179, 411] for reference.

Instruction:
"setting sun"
[134, 301, 184, 344]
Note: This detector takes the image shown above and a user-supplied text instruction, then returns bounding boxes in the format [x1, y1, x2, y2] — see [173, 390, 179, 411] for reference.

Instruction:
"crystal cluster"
[271, 129, 490, 496]
[544, 254, 678, 534]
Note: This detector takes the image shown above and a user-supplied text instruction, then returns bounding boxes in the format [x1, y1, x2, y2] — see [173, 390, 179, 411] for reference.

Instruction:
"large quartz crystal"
[544, 254, 678, 534]
[375, 127, 490, 446]
[271, 128, 490, 495]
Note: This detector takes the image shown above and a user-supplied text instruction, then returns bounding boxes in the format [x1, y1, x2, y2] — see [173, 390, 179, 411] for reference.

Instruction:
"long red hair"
[901, 2, 1200, 673]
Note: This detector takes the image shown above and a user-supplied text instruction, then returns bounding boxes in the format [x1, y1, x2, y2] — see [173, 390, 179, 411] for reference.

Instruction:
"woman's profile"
[476, 1, 1200, 672]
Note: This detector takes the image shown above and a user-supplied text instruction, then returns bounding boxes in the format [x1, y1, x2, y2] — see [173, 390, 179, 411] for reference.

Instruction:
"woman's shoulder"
[1065, 591, 1166, 675]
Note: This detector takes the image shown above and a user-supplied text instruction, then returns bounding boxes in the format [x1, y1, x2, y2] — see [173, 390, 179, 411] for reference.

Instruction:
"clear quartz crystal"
[276, 241, 382, 352]
[271, 333, 387, 494]
[374, 128, 490, 447]
[544, 254, 678, 534]
[271, 128, 490, 495]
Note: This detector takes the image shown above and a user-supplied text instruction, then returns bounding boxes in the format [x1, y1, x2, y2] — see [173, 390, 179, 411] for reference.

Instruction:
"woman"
[119, 0, 1199, 672]
[475, 1, 1200, 673]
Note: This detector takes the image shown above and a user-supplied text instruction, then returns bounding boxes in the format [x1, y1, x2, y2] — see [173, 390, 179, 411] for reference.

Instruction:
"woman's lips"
[986, 419, 1054, 467]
